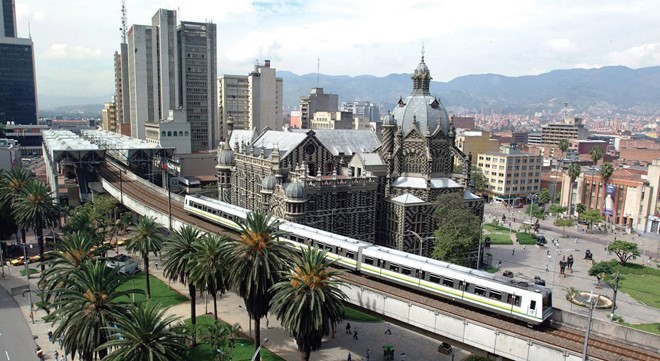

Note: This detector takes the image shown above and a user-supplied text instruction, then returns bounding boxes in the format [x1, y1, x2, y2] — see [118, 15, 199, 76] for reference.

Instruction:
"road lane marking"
[5, 350, 9, 360]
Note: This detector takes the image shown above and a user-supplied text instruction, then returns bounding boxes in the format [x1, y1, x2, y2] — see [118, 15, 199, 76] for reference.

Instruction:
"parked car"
[107, 254, 139, 275]
[438, 342, 453, 355]
[28, 254, 53, 263]
[10, 256, 26, 266]
[536, 235, 547, 246]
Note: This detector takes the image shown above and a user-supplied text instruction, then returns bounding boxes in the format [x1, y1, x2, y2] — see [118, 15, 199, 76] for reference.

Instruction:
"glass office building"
[0, 37, 37, 125]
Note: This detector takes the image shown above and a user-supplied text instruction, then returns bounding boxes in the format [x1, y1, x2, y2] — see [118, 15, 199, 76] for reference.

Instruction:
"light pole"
[582, 291, 597, 361]
[250, 337, 269, 361]
[407, 231, 434, 257]
[22, 243, 34, 324]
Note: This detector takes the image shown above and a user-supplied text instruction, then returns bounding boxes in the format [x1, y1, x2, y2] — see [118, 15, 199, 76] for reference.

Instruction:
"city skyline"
[12, 0, 660, 107]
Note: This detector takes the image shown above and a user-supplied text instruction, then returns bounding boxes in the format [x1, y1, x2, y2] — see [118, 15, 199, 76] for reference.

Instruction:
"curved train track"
[98, 164, 659, 361]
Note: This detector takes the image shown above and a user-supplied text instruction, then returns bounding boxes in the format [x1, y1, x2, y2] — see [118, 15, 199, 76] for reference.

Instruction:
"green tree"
[588, 260, 621, 312]
[51, 260, 142, 361]
[203, 321, 242, 361]
[526, 203, 545, 220]
[190, 233, 229, 320]
[589, 146, 603, 166]
[62, 203, 99, 241]
[558, 138, 570, 158]
[432, 193, 481, 266]
[13, 179, 60, 271]
[600, 162, 615, 221]
[607, 240, 640, 265]
[224, 210, 292, 360]
[161, 224, 201, 345]
[0, 167, 34, 242]
[471, 166, 488, 194]
[566, 162, 582, 217]
[547, 204, 567, 217]
[581, 209, 603, 230]
[576, 203, 586, 221]
[270, 246, 347, 361]
[554, 139, 570, 202]
[553, 218, 575, 236]
[126, 216, 164, 299]
[519, 223, 532, 233]
[538, 188, 551, 205]
[0, 171, 19, 241]
[97, 302, 189, 361]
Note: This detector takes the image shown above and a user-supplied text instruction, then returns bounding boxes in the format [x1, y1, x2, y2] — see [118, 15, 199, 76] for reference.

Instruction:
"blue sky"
[13, 0, 660, 107]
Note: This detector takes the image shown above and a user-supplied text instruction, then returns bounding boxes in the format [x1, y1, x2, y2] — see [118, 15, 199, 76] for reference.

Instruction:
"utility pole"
[610, 272, 620, 319]
[582, 291, 597, 360]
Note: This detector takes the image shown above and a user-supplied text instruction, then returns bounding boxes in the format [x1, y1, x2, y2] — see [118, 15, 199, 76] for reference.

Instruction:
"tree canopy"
[538, 188, 551, 205]
[581, 209, 603, 227]
[432, 193, 481, 266]
[607, 240, 640, 265]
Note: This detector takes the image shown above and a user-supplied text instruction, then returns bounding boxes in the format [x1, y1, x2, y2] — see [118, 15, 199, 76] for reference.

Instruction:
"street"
[0, 286, 39, 361]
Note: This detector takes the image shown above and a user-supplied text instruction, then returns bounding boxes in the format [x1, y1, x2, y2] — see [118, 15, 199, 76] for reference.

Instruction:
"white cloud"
[545, 39, 576, 53]
[43, 43, 103, 59]
[606, 43, 660, 68]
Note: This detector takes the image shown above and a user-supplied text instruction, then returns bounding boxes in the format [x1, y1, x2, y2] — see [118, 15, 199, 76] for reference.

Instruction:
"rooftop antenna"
[28, 22, 31, 38]
[120, 0, 128, 44]
[317, 58, 320, 85]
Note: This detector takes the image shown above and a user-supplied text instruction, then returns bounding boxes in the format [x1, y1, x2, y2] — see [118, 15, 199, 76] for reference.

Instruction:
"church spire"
[412, 47, 432, 94]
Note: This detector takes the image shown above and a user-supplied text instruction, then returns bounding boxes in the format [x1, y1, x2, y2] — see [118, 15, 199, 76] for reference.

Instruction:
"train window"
[475, 287, 486, 296]
[530, 300, 537, 311]
[389, 264, 400, 272]
[442, 278, 454, 288]
[364, 257, 374, 265]
[346, 251, 354, 259]
[401, 267, 411, 275]
[489, 291, 502, 301]
[429, 274, 441, 284]
[458, 281, 464, 290]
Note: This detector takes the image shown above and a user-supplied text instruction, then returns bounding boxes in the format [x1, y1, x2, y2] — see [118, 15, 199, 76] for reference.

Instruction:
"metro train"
[184, 195, 553, 325]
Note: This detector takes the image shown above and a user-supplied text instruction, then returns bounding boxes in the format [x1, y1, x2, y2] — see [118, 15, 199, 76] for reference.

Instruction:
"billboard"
[604, 184, 616, 216]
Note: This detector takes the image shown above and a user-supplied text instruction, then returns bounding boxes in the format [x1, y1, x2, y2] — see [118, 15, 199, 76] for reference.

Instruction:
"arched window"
[179, 131, 183, 136]
[185, 131, 189, 136]
[167, 131, 172, 137]
[161, 131, 166, 136]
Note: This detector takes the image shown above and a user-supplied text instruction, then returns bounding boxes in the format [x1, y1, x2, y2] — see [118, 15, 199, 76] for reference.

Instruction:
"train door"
[528, 299, 537, 317]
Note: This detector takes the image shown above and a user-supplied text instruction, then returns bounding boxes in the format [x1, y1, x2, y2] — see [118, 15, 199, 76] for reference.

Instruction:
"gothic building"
[216, 54, 484, 255]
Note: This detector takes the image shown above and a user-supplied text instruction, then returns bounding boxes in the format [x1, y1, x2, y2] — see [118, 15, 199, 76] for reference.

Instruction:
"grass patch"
[484, 223, 510, 233]
[343, 305, 381, 322]
[618, 273, 660, 309]
[515, 232, 538, 245]
[484, 266, 498, 274]
[20, 268, 39, 276]
[186, 315, 285, 361]
[624, 323, 660, 335]
[489, 234, 512, 245]
[117, 272, 188, 307]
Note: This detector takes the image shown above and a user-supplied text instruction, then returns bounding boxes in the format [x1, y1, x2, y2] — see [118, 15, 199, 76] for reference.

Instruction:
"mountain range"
[40, 65, 660, 117]
[279, 65, 660, 116]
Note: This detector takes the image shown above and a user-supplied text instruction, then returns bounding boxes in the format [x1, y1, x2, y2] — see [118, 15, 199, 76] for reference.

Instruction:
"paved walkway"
[485, 203, 660, 325]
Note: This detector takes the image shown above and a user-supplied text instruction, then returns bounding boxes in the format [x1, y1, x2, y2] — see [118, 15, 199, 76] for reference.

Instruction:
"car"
[10, 256, 26, 266]
[107, 254, 139, 275]
[438, 342, 453, 355]
[28, 254, 53, 263]
[536, 235, 547, 246]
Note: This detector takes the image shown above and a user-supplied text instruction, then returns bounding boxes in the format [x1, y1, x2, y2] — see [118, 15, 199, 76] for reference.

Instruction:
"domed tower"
[216, 117, 235, 202]
[260, 175, 277, 212]
[284, 181, 305, 222]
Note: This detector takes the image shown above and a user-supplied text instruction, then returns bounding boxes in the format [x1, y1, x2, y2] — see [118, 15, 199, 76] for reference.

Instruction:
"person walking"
[512, 248, 515, 256]
[57, 336, 62, 348]
[366, 348, 371, 361]
[385, 322, 392, 335]
[345, 322, 351, 334]
[353, 327, 359, 340]
[575, 237, 579, 244]
[347, 352, 352, 361]
[567, 255, 574, 273]
[497, 260, 502, 270]
[54, 350, 59, 361]
[400, 352, 406, 361]
[48, 330, 53, 343]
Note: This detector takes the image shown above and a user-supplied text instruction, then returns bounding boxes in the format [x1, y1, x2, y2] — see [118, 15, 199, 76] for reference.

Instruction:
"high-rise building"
[477, 148, 542, 201]
[541, 114, 588, 146]
[218, 74, 249, 141]
[151, 9, 178, 122]
[0, 0, 37, 126]
[101, 101, 118, 133]
[248, 60, 283, 132]
[300, 88, 338, 129]
[178, 21, 217, 151]
[127, 24, 155, 139]
[1, 0, 16, 37]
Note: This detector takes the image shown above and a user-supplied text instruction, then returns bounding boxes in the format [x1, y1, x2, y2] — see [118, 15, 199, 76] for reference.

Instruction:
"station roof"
[42, 129, 104, 163]
[80, 129, 174, 165]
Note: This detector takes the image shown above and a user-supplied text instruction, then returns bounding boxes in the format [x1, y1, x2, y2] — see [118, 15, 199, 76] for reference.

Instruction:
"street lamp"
[22, 243, 34, 324]
[250, 337, 269, 361]
[582, 291, 598, 361]
[407, 231, 434, 257]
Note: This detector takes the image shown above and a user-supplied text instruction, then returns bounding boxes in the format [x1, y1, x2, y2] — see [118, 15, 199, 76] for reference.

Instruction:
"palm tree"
[587, 146, 604, 209]
[552, 138, 570, 204]
[0, 167, 34, 243]
[12, 179, 60, 271]
[270, 246, 347, 361]
[189, 233, 229, 320]
[566, 162, 581, 217]
[126, 216, 164, 299]
[52, 260, 142, 361]
[97, 302, 189, 361]
[39, 231, 104, 301]
[203, 320, 242, 361]
[600, 162, 615, 226]
[224, 210, 292, 359]
[162, 224, 201, 344]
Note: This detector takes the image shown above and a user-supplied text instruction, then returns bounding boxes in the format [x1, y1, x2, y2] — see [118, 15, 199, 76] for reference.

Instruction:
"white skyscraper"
[248, 60, 283, 132]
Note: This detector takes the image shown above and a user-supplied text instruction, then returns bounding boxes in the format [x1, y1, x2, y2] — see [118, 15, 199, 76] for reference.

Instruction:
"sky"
[12, 0, 660, 107]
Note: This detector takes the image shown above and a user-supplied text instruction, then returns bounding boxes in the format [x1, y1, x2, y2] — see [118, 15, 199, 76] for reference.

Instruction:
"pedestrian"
[54, 350, 59, 361]
[57, 336, 62, 348]
[497, 260, 502, 270]
[632, 235, 635, 242]
[48, 330, 53, 343]
[353, 327, 358, 340]
[345, 322, 351, 334]
[385, 322, 392, 334]
[512, 248, 515, 256]
[568, 255, 574, 273]
[61, 353, 66, 361]
[266, 316, 270, 329]
[347, 352, 352, 361]
[559, 260, 566, 276]
[575, 237, 578, 244]
[366, 348, 371, 361]
[400, 352, 406, 361]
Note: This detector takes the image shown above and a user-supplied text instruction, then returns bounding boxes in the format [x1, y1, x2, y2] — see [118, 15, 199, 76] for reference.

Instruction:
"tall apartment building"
[477, 149, 542, 201]
[1, 0, 16, 37]
[340, 101, 380, 123]
[300, 88, 338, 129]
[248, 60, 283, 132]
[151, 9, 178, 122]
[455, 130, 500, 165]
[541, 115, 588, 146]
[218, 74, 249, 141]
[0, 0, 37, 126]
[101, 101, 118, 132]
[178, 21, 217, 151]
[127, 24, 155, 140]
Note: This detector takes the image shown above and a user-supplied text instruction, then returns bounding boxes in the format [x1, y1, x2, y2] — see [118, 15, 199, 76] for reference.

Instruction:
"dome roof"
[218, 148, 234, 166]
[261, 175, 277, 191]
[285, 181, 305, 199]
[391, 94, 450, 136]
